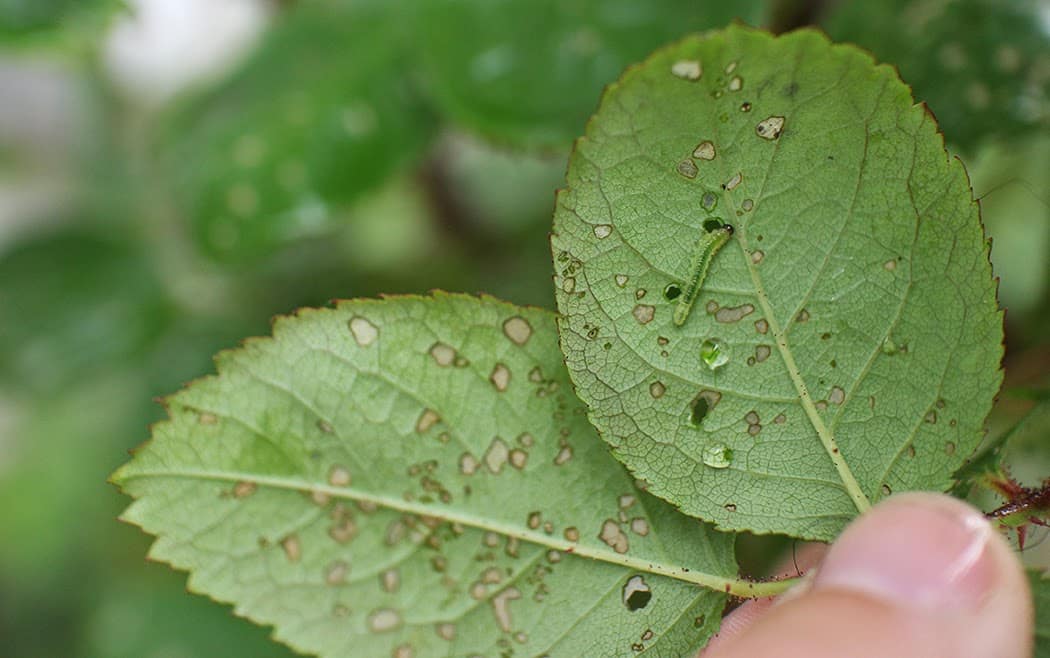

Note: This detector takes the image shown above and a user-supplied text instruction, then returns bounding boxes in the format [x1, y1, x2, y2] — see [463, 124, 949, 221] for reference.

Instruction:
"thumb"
[705, 493, 1033, 658]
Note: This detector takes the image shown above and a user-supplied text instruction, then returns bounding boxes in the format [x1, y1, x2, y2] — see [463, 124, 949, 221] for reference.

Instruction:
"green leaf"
[969, 135, 1050, 318]
[161, 2, 435, 262]
[822, 0, 1050, 148]
[0, 229, 172, 394]
[1033, 569, 1050, 658]
[0, 0, 116, 33]
[0, 372, 143, 581]
[86, 569, 299, 658]
[416, 0, 769, 147]
[113, 294, 737, 658]
[952, 399, 1050, 498]
[0, 0, 122, 51]
[551, 25, 1003, 541]
[0, 0, 78, 31]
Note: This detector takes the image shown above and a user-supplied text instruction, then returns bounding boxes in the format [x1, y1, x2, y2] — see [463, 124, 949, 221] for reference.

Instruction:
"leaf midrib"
[116, 466, 789, 597]
[710, 36, 872, 514]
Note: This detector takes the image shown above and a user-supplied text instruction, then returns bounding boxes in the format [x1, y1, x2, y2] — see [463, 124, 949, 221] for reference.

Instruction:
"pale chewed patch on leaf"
[112, 294, 736, 658]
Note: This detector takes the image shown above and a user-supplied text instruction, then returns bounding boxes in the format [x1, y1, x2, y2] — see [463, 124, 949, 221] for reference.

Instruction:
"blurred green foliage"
[0, 0, 122, 51]
[0, 0, 1046, 655]
[163, 1, 436, 261]
[824, 0, 1049, 148]
[0, 0, 79, 33]
[414, 0, 768, 146]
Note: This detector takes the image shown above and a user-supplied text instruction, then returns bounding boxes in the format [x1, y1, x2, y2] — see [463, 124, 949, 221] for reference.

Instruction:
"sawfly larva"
[673, 224, 734, 326]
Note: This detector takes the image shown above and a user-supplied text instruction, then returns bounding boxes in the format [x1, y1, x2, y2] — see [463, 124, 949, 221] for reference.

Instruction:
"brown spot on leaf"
[429, 342, 456, 366]
[460, 452, 479, 476]
[715, 304, 754, 323]
[416, 408, 440, 433]
[348, 317, 378, 346]
[325, 560, 348, 585]
[829, 386, 845, 405]
[368, 608, 402, 633]
[693, 140, 716, 160]
[629, 303, 655, 326]
[527, 511, 542, 529]
[554, 442, 573, 466]
[503, 316, 533, 345]
[756, 116, 785, 140]
[491, 587, 522, 633]
[311, 490, 331, 506]
[328, 465, 351, 487]
[600, 519, 629, 554]
[484, 438, 510, 474]
[233, 481, 256, 498]
[281, 534, 301, 563]
[489, 363, 511, 392]
[436, 623, 455, 641]
[671, 59, 702, 80]
[329, 517, 357, 544]
[381, 569, 400, 593]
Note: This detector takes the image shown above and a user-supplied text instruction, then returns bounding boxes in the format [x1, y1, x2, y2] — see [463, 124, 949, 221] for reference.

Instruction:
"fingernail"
[812, 493, 997, 612]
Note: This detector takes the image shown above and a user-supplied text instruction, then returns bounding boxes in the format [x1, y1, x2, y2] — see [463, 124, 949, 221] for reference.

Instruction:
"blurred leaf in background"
[0, 229, 172, 394]
[968, 135, 1050, 323]
[160, 1, 436, 262]
[416, 0, 770, 146]
[84, 567, 296, 658]
[0, 0, 125, 49]
[823, 0, 1049, 149]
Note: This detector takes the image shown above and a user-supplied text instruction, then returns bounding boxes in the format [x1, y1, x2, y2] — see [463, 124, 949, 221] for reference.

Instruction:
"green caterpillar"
[673, 224, 734, 326]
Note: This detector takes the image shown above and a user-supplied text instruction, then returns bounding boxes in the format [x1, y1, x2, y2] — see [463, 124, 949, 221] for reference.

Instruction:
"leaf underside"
[552, 25, 1003, 541]
[113, 294, 735, 658]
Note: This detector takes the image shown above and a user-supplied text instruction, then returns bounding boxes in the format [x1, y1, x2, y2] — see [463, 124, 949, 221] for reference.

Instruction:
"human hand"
[702, 493, 1033, 658]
